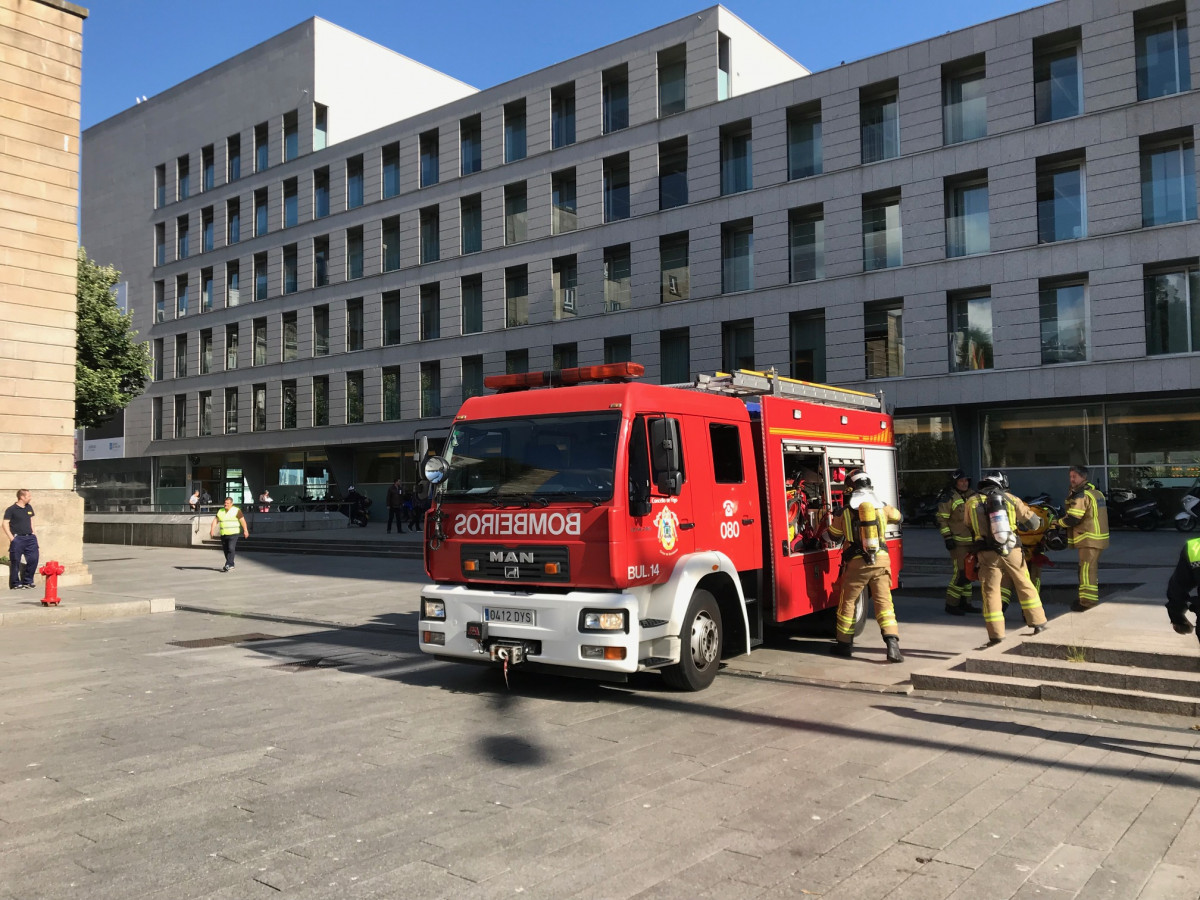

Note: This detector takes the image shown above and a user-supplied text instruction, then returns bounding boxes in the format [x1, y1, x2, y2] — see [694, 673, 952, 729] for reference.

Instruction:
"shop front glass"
[894, 413, 958, 517]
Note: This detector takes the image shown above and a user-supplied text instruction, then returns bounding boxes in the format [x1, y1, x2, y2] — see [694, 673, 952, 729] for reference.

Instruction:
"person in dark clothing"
[385, 479, 404, 534]
[3, 489, 39, 590]
[1166, 536, 1200, 644]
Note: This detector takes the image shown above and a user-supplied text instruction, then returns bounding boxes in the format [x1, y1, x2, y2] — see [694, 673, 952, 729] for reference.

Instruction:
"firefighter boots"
[830, 640, 853, 657]
[884, 636, 903, 663]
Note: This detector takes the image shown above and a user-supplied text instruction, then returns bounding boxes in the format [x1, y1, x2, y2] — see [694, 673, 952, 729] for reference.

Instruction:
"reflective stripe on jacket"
[215, 507, 242, 536]
[1062, 483, 1109, 549]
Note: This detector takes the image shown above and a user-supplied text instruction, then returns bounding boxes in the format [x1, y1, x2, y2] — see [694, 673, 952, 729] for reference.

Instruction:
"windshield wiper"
[535, 491, 603, 507]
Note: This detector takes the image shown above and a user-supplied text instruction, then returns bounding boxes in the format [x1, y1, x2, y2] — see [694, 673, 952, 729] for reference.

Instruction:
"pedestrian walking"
[937, 468, 981, 616]
[386, 478, 404, 534]
[3, 489, 39, 590]
[1056, 464, 1109, 611]
[1166, 536, 1200, 644]
[188, 489, 200, 512]
[209, 497, 249, 572]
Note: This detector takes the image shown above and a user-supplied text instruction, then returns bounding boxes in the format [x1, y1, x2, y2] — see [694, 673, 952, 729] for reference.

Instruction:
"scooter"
[1108, 487, 1161, 531]
[1175, 477, 1200, 532]
[903, 495, 939, 527]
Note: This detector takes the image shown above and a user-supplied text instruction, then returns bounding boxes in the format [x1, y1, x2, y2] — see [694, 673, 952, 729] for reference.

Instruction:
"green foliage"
[75, 248, 151, 429]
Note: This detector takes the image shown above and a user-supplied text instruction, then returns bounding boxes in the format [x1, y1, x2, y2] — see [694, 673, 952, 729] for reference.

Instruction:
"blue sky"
[81, 0, 1041, 129]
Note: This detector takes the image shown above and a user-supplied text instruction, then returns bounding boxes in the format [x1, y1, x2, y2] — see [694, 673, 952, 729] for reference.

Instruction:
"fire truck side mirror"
[649, 417, 683, 497]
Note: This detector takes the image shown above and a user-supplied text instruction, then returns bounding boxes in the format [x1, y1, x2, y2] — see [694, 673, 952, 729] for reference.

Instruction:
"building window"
[201, 267, 214, 312]
[421, 362, 441, 418]
[718, 33, 732, 100]
[226, 261, 240, 309]
[224, 387, 238, 434]
[283, 178, 298, 228]
[382, 216, 401, 272]
[787, 103, 822, 180]
[282, 311, 297, 361]
[282, 244, 297, 294]
[313, 235, 328, 287]
[420, 284, 441, 340]
[722, 318, 754, 372]
[420, 129, 439, 187]
[382, 291, 402, 346]
[720, 121, 752, 195]
[943, 57, 986, 145]
[861, 82, 900, 163]
[346, 225, 364, 279]
[604, 244, 632, 312]
[346, 371, 363, 424]
[604, 335, 632, 364]
[945, 175, 989, 257]
[176, 214, 189, 259]
[253, 318, 267, 366]
[346, 298, 363, 351]
[227, 134, 241, 182]
[254, 252, 268, 301]
[1040, 278, 1089, 364]
[313, 305, 329, 356]
[789, 205, 824, 282]
[346, 155, 363, 209]
[660, 232, 689, 303]
[1145, 266, 1200, 355]
[789, 311, 826, 382]
[461, 274, 483, 334]
[462, 356, 483, 402]
[254, 122, 268, 173]
[155, 163, 165, 208]
[504, 182, 527, 244]
[505, 265, 529, 327]
[153, 396, 163, 440]
[603, 154, 630, 222]
[863, 190, 902, 270]
[314, 166, 330, 218]
[283, 110, 298, 162]
[202, 145, 214, 191]
[175, 333, 187, 378]
[176, 273, 189, 317]
[460, 114, 482, 175]
[314, 103, 328, 151]
[603, 65, 629, 133]
[381, 142, 400, 199]
[553, 255, 578, 320]
[552, 169, 577, 234]
[660, 327, 690, 383]
[154, 279, 165, 323]
[155, 222, 165, 266]
[658, 44, 687, 117]
[460, 194, 482, 253]
[721, 219, 754, 293]
[226, 199, 240, 244]
[254, 188, 267, 237]
[312, 376, 328, 426]
[504, 99, 527, 163]
[226, 323, 239, 369]
[1034, 31, 1082, 123]
[174, 394, 187, 438]
[382, 366, 402, 421]
[506, 349, 529, 374]
[551, 82, 576, 148]
[1037, 155, 1086, 243]
[281, 380, 297, 429]
[253, 384, 266, 432]
[1141, 134, 1197, 226]
[420, 206, 440, 263]
[153, 337, 164, 380]
[865, 300, 904, 378]
[1136, 7, 1191, 100]
[948, 290, 993, 372]
[553, 342, 577, 370]
[201, 207, 214, 252]
[658, 138, 688, 210]
[177, 154, 189, 201]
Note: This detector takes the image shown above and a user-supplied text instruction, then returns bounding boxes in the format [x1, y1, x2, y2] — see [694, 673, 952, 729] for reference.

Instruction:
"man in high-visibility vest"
[209, 497, 249, 572]
[1166, 536, 1200, 644]
[937, 469, 981, 616]
[1056, 464, 1109, 611]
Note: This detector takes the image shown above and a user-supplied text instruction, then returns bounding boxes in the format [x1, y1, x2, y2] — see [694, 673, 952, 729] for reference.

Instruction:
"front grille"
[461, 544, 570, 582]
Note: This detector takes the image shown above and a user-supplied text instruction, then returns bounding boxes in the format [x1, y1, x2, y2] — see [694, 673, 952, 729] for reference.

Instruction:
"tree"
[75, 247, 151, 429]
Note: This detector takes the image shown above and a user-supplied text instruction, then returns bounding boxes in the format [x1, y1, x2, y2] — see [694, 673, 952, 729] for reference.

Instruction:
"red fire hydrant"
[38, 560, 64, 606]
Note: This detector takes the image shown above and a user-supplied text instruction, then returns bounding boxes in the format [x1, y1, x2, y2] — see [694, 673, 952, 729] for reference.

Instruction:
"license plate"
[483, 607, 535, 625]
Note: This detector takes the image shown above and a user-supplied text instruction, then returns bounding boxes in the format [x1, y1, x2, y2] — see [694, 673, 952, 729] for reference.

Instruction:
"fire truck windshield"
[440, 412, 621, 502]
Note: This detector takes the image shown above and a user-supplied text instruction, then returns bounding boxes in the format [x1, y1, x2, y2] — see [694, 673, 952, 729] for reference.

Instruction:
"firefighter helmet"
[844, 468, 872, 492]
[978, 471, 1008, 492]
[950, 468, 969, 482]
[1042, 525, 1068, 552]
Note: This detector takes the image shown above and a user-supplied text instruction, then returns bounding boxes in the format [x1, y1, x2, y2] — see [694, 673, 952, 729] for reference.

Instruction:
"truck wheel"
[851, 589, 870, 637]
[662, 589, 723, 691]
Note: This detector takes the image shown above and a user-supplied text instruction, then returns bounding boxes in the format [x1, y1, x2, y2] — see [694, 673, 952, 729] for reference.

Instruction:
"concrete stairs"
[912, 632, 1200, 717]
[201, 537, 424, 560]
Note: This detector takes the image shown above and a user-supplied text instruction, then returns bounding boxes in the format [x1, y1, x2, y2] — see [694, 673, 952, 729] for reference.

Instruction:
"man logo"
[504, 566, 520, 579]
[490, 551, 534, 563]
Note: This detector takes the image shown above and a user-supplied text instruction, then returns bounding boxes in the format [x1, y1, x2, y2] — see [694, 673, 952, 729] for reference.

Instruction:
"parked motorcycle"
[903, 495, 939, 527]
[1022, 492, 1063, 522]
[1107, 486, 1161, 531]
[1175, 477, 1200, 532]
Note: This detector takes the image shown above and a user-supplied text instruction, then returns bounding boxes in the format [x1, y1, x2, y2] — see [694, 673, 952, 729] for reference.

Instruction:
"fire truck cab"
[418, 363, 901, 691]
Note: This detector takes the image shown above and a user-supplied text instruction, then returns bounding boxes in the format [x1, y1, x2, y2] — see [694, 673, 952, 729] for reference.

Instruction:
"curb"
[0, 597, 175, 627]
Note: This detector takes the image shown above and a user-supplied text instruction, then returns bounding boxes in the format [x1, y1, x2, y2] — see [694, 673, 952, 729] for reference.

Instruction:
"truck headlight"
[580, 610, 627, 632]
[422, 599, 446, 620]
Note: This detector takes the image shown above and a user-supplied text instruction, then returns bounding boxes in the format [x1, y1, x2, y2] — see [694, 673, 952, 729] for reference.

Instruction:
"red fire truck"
[417, 363, 901, 691]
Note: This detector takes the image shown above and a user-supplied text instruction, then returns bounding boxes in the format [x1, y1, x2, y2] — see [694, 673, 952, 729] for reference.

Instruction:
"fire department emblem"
[653, 507, 680, 555]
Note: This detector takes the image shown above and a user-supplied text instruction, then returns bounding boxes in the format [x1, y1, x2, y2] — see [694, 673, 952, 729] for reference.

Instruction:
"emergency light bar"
[484, 362, 645, 392]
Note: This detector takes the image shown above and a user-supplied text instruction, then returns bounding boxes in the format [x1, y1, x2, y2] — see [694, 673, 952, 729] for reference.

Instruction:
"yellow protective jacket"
[936, 489, 976, 544]
[828, 501, 902, 559]
[966, 490, 1037, 551]
[1060, 482, 1110, 550]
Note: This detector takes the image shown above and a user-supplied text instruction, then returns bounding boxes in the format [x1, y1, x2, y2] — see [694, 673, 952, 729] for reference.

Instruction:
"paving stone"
[886, 858, 974, 900]
[943, 853, 1037, 900]
[1028, 842, 1108, 892]
[1136, 862, 1200, 899]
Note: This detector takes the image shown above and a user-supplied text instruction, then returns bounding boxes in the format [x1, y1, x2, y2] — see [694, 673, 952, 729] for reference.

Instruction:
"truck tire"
[662, 589, 723, 691]
[851, 588, 869, 637]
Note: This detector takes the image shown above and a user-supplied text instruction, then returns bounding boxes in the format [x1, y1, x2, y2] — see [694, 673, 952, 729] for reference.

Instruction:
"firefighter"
[937, 469, 981, 616]
[827, 468, 904, 663]
[1056, 464, 1109, 611]
[966, 471, 1049, 644]
[1166, 536, 1200, 643]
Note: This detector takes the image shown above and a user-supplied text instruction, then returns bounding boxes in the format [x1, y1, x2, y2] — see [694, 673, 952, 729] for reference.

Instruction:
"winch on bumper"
[419, 584, 657, 675]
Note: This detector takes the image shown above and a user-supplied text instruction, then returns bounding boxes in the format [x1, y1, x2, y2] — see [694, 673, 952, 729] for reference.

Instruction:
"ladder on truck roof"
[693, 368, 883, 412]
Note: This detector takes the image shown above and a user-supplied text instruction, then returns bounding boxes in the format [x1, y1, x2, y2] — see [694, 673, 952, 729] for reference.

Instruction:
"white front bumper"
[418, 584, 643, 674]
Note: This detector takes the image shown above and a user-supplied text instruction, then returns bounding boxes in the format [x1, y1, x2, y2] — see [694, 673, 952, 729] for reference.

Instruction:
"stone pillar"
[0, 0, 92, 586]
